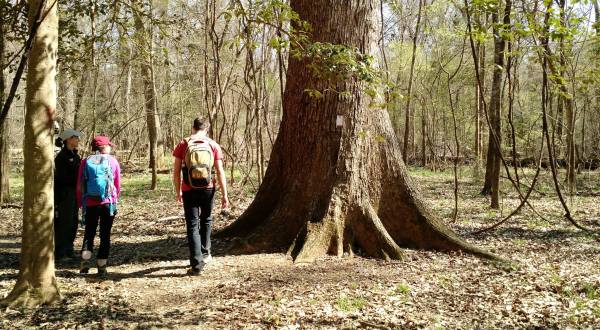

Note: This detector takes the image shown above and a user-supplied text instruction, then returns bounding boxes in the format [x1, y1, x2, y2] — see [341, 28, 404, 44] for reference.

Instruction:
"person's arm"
[54, 153, 69, 186]
[173, 157, 183, 203]
[75, 159, 85, 208]
[215, 159, 229, 209]
[113, 159, 121, 199]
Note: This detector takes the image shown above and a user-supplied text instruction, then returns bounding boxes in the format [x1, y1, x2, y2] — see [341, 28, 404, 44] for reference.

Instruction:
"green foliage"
[580, 283, 599, 300]
[334, 296, 367, 312]
[225, 0, 387, 104]
[395, 283, 410, 295]
[0, 1, 28, 73]
[302, 42, 379, 89]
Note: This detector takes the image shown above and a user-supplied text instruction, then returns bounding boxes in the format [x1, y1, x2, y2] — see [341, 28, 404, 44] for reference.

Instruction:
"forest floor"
[1, 166, 599, 329]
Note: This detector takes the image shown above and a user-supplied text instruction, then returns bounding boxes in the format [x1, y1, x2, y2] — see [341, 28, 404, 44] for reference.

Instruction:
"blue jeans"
[182, 188, 215, 268]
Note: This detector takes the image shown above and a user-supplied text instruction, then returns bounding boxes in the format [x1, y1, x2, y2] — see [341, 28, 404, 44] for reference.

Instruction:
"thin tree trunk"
[90, 0, 98, 136]
[558, 0, 576, 193]
[72, 65, 86, 131]
[402, 0, 423, 162]
[57, 70, 74, 128]
[134, 3, 161, 190]
[420, 96, 427, 166]
[481, 0, 509, 210]
[473, 41, 484, 176]
[1, 0, 60, 307]
[0, 9, 10, 203]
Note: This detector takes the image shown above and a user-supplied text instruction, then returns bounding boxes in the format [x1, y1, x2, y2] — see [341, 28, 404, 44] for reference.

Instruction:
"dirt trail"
[1, 170, 599, 328]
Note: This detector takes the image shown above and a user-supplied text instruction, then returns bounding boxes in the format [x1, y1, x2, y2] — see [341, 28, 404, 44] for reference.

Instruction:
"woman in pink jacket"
[76, 136, 121, 277]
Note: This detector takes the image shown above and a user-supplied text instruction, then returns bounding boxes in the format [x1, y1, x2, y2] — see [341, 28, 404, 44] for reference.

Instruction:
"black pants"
[54, 186, 78, 258]
[82, 204, 115, 260]
[182, 188, 215, 268]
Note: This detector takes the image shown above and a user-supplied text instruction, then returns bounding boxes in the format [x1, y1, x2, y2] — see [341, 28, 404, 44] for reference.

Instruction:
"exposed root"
[289, 194, 345, 263]
[292, 222, 335, 264]
[0, 280, 60, 308]
[355, 203, 403, 261]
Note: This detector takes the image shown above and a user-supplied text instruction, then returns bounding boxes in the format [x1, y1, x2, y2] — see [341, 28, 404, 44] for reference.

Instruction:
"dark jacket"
[54, 147, 81, 200]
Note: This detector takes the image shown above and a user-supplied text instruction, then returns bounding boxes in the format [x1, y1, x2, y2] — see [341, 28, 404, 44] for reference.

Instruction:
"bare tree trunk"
[402, 0, 423, 163]
[72, 66, 86, 131]
[57, 69, 74, 128]
[555, 94, 564, 143]
[90, 0, 98, 136]
[481, 0, 510, 210]
[473, 41, 484, 176]
[134, 3, 162, 190]
[218, 0, 497, 263]
[1, 0, 60, 307]
[558, 0, 576, 193]
[420, 96, 427, 166]
[0, 10, 10, 203]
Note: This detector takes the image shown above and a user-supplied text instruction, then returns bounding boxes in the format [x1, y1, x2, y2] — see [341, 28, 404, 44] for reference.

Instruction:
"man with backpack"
[54, 129, 82, 261]
[76, 136, 121, 277]
[173, 117, 229, 275]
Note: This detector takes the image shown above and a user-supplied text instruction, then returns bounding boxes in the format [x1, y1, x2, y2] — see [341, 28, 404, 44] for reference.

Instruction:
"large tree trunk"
[218, 0, 496, 263]
[1, 0, 60, 307]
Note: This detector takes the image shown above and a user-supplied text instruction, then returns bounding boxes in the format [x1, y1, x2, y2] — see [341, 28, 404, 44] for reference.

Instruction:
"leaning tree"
[1, 0, 60, 307]
[218, 0, 496, 263]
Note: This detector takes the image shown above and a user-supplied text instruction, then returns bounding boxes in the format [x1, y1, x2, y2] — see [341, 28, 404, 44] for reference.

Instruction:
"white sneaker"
[203, 254, 213, 264]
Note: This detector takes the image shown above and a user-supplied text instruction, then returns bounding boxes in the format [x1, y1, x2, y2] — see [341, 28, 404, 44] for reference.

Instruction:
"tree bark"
[558, 0, 576, 193]
[218, 0, 497, 263]
[473, 40, 484, 176]
[57, 68, 74, 128]
[481, 0, 509, 210]
[134, 3, 162, 190]
[1, 0, 60, 307]
[0, 9, 10, 203]
[402, 0, 423, 163]
[72, 66, 87, 131]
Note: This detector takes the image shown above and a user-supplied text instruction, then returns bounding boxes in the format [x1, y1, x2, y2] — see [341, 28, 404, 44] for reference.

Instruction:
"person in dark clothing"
[54, 129, 82, 260]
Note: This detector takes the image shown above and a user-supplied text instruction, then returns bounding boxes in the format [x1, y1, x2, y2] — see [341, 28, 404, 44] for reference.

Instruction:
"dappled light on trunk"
[1, 0, 60, 308]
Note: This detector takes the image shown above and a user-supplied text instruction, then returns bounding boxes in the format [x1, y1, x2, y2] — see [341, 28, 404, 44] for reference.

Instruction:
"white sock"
[82, 250, 92, 260]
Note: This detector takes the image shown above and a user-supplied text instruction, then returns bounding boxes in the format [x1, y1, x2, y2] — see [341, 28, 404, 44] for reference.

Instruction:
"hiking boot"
[97, 265, 108, 278]
[80, 259, 91, 274]
[203, 254, 213, 264]
[96, 259, 108, 278]
[80, 250, 92, 274]
[186, 263, 205, 276]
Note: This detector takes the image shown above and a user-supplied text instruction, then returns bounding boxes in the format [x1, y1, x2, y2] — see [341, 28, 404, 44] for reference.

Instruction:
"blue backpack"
[83, 154, 115, 202]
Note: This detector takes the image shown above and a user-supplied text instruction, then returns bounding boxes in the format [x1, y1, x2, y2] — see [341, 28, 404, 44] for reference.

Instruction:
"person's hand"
[176, 192, 183, 204]
[221, 195, 229, 209]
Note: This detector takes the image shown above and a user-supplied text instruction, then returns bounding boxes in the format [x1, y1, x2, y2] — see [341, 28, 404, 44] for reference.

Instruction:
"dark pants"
[54, 186, 78, 258]
[82, 204, 115, 259]
[182, 188, 215, 268]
